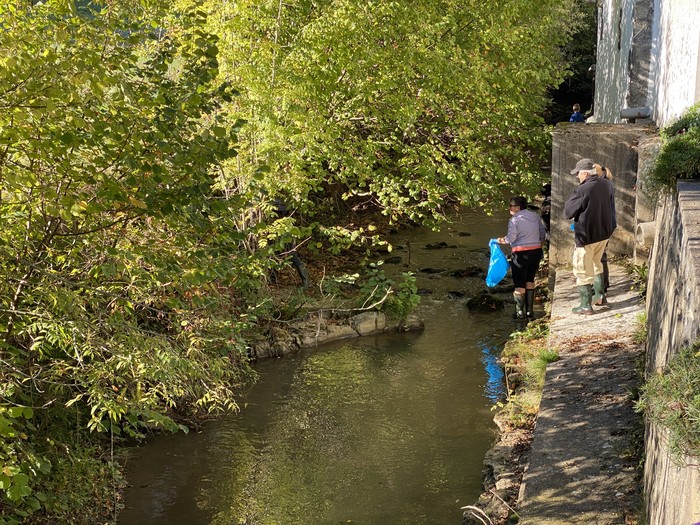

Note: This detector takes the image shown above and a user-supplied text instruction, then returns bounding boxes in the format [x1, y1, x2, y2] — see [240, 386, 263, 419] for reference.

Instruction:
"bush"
[650, 102, 700, 189]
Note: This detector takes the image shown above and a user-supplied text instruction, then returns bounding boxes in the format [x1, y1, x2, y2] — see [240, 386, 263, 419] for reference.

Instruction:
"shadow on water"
[118, 209, 517, 525]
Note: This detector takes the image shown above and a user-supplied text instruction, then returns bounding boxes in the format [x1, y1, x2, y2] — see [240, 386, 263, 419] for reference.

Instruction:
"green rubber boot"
[525, 289, 535, 319]
[513, 292, 526, 319]
[592, 273, 607, 306]
[572, 284, 594, 315]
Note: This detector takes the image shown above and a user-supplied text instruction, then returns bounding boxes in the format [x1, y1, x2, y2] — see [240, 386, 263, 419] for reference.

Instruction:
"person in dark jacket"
[498, 196, 547, 320]
[564, 158, 616, 314]
[539, 183, 552, 248]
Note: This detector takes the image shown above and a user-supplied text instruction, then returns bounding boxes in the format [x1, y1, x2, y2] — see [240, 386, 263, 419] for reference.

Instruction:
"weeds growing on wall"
[632, 312, 648, 345]
[630, 263, 649, 298]
[650, 102, 700, 190]
[636, 341, 700, 462]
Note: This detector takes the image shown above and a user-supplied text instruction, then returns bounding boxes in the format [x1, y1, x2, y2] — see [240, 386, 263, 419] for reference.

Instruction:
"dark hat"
[570, 158, 595, 175]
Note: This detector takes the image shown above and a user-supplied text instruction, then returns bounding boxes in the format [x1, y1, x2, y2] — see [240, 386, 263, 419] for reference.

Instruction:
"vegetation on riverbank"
[496, 320, 557, 431]
[0, 0, 588, 522]
[464, 269, 556, 524]
[464, 320, 558, 525]
[637, 340, 700, 462]
[649, 101, 700, 190]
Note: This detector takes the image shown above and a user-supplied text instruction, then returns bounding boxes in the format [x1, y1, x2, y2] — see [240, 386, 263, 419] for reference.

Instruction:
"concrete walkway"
[517, 262, 645, 524]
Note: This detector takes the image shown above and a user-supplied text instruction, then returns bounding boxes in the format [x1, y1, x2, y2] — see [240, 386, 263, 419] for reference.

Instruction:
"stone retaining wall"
[644, 180, 700, 525]
[248, 311, 424, 359]
[549, 123, 654, 274]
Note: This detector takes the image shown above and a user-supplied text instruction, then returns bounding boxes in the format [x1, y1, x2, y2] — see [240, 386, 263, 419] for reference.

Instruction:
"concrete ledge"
[517, 263, 645, 524]
[643, 180, 700, 524]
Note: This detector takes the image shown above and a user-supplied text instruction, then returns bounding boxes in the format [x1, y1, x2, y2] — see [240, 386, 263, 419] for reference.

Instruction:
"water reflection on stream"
[119, 209, 515, 525]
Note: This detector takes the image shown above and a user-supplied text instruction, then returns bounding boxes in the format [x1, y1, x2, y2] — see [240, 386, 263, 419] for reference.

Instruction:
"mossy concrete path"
[517, 262, 645, 524]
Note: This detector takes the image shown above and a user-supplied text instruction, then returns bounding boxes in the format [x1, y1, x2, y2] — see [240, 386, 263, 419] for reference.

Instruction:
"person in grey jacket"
[498, 196, 547, 319]
[564, 158, 616, 314]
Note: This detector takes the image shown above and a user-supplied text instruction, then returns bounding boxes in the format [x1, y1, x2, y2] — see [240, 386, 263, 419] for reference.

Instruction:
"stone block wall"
[634, 135, 662, 264]
[643, 180, 700, 524]
[592, 0, 656, 123]
[549, 123, 654, 273]
[593, 0, 700, 127]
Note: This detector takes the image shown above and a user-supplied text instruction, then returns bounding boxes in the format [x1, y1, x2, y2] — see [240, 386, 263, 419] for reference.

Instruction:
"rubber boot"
[602, 258, 610, 292]
[525, 289, 535, 319]
[572, 284, 594, 315]
[513, 292, 525, 319]
[298, 267, 311, 289]
[592, 273, 607, 306]
[291, 254, 311, 289]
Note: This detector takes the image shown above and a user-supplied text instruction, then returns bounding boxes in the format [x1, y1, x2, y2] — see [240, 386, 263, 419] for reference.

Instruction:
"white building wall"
[592, 0, 635, 123]
[594, 0, 700, 127]
[651, 0, 700, 127]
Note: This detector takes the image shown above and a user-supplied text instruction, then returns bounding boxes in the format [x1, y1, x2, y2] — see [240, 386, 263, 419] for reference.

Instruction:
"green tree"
[208, 0, 578, 224]
[0, 1, 255, 521]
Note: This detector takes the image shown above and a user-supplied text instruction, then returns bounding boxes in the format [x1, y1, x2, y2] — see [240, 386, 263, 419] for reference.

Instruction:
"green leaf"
[6, 484, 31, 502]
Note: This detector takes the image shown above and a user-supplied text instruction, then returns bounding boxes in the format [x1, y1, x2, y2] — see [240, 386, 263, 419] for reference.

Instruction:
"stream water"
[118, 209, 516, 525]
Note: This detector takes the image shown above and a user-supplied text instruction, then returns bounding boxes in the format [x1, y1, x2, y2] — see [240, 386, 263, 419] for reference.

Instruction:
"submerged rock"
[383, 256, 403, 264]
[425, 241, 449, 249]
[466, 293, 505, 311]
[447, 266, 483, 278]
[419, 267, 445, 274]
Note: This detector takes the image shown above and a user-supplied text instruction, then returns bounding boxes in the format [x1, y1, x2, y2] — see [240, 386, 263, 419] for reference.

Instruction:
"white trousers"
[572, 239, 608, 286]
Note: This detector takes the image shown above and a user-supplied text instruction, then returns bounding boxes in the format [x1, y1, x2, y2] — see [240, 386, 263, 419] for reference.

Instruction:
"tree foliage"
[0, 1, 255, 521]
[207, 0, 578, 223]
[0, 0, 582, 521]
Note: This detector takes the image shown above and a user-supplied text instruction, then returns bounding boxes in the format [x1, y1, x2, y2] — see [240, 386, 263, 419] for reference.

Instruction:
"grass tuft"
[636, 341, 700, 462]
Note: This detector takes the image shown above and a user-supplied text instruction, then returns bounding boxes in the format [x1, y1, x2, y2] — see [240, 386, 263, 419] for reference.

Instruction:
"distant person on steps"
[569, 103, 586, 123]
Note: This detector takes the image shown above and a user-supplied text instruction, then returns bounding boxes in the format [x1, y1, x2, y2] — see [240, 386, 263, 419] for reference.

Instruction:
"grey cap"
[570, 158, 595, 175]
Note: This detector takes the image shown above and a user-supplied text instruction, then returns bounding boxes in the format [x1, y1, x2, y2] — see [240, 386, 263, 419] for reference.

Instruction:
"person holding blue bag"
[496, 196, 547, 319]
[485, 239, 509, 288]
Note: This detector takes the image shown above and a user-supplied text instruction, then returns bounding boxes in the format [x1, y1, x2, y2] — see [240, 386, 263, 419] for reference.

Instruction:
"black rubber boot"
[298, 267, 311, 289]
[513, 292, 525, 319]
[525, 289, 535, 319]
[602, 257, 610, 292]
[592, 273, 607, 306]
[291, 254, 311, 289]
[572, 284, 594, 315]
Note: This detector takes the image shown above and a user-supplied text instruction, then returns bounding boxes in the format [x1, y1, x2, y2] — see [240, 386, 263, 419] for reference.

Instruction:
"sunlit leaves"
[206, 0, 577, 222]
[0, 1, 253, 521]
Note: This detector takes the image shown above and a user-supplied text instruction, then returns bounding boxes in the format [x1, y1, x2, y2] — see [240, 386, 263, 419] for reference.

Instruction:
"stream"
[118, 209, 517, 525]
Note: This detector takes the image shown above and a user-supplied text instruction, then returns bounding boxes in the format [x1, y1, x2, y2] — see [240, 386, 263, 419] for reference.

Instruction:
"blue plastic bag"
[485, 239, 508, 287]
